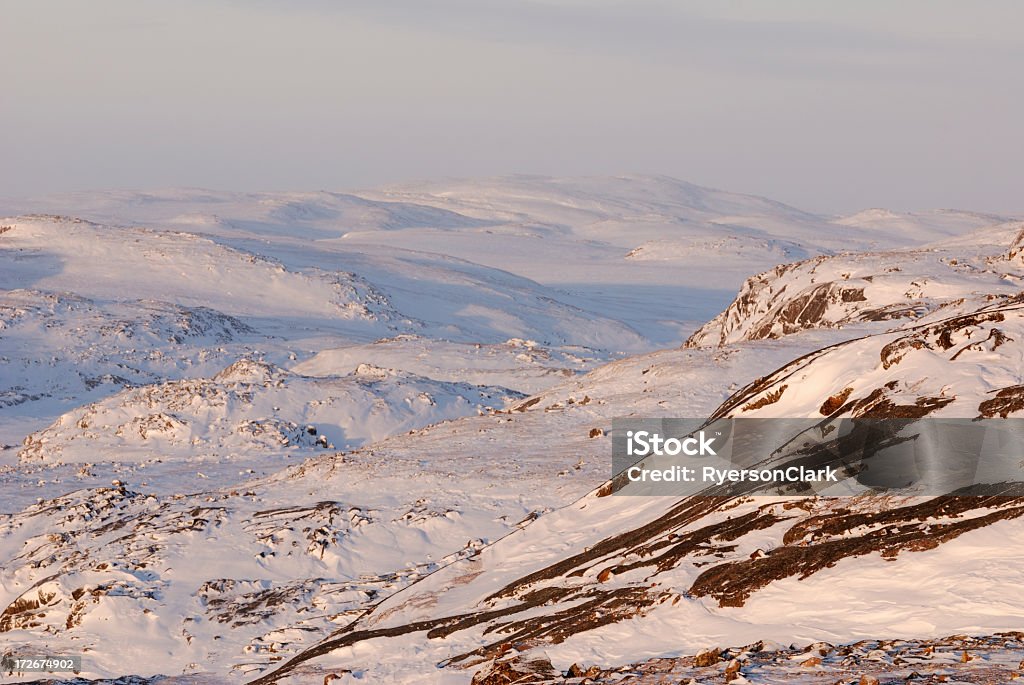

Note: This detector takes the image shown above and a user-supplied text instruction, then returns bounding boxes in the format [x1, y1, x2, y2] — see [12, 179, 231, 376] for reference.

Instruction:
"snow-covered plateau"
[1, 176, 1023, 684]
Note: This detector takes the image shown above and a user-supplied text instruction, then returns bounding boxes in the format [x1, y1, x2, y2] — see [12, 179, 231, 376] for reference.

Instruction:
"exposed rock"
[724, 658, 742, 682]
[1006, 224, 1024, 262]
[694, 648, 722, 667]
[741, 384, 787, 411]
[978, 385, 1024, 418]
[687, 229, 1024, 347]
[566, 663, 601, 678]
[690, 495, 1024, 607]
[471, 656, 560, 684]
[819, 387, 854, 415]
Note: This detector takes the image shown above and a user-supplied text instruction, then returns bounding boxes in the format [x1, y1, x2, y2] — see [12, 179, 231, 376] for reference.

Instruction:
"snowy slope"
[0, 214, 642, 350]
[687, 221, 1024, 347]
[247, 291, 1024, 685]
[836, 207, 1009, 243]
[0, 178, 1021, 684]
[18, 358, 522, 464]
[0, 336, 823, 681]
[0, 212, 644, 456]
[291, 335, 601, 396]
[5, 176, 1004, 346]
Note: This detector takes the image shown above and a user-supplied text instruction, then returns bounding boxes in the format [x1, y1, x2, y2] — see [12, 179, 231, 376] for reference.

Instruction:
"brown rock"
[977, 384, 1024, 418]
[742, 384, 788, 411]
[819, 387, 854, 415]
[859, 676, 880, 685]
[471, 658, 557, 685]
[800, 656, 822, 667]
[694, 648, 721, 667]
[566, 663, 601, 678]
[724, 659, 742, 682]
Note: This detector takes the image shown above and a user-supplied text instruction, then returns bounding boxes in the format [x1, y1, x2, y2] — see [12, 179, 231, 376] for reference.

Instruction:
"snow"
[542, 514, 1024, 669]
[0, 176, 1022, 683]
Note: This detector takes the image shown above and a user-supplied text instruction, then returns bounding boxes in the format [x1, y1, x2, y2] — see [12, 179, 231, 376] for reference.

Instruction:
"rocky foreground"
[7, 633, 1022, 684]
[467, 633, 1024, 685]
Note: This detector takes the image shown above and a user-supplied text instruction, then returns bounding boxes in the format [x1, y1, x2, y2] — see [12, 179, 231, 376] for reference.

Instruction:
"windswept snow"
[18, 358, 522, 465]
[0, 177, 1022, 684]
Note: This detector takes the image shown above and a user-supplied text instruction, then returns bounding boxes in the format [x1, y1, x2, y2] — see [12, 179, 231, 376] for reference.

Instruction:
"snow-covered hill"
[242, 286, 1024, 685]
[18, 358, 522, 464]
[0, 211, 644, 455]
[687, 221, 1024, 347]
[5, 176, 1003, 347]
[1, 177, 1022, 684]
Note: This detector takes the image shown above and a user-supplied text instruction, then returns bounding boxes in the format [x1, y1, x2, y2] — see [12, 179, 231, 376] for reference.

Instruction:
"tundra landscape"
[4, 1, 1023, 682]
[2, 177, 1024, 683]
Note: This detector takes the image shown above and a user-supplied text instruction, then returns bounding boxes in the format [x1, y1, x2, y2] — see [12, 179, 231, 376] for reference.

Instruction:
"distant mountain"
[1, 179, 1022, 684]
[6, 176, 1010, 348]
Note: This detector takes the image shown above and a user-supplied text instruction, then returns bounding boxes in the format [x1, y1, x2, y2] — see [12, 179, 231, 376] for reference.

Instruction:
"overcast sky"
[2, 1, 1021, 213]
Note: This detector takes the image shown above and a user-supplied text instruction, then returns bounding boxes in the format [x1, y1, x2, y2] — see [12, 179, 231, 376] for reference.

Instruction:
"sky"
[2, 0, 1021, 214]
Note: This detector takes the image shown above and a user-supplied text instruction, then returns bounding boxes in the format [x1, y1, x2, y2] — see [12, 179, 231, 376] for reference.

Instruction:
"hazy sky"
[2, 1, 1021, 213]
